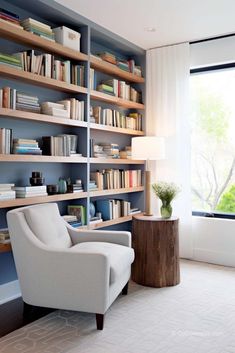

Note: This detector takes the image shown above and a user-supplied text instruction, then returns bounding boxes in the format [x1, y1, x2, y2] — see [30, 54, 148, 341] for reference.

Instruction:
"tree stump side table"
[132, 215, 180, 287]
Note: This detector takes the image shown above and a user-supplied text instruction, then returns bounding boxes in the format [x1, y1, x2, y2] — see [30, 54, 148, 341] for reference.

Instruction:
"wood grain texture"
[132, 216, 180, 287]
[0, 154, 88, 163]
[0, 65, 88, 94]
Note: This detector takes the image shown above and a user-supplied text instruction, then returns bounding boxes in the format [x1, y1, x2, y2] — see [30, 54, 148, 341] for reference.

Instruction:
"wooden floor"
[0, 297, 54, 338]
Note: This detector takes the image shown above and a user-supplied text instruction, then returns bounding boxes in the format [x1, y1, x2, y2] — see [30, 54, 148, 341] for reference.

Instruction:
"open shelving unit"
[0, 0, 146, 261]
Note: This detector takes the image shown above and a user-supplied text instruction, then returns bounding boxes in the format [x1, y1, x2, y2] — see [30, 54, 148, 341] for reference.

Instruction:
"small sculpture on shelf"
[29, 171, 44, 186]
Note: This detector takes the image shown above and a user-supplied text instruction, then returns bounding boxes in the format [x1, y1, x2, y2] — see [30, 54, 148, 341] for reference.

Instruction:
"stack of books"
[42, 134, 80, 156]
[13, 138, 42, 155]
[97, 83, 114, 96]
[89, 180, 98, 191]
[93, 143, 119, 159]
[97, 78, 142, 103]
[0, 128, 12, 154]
[119, 146, 132, 159]
[0, 8, 22, 29]
[0, 184, 16, 201]
[91, 106, 142, 131]
[117, 59, 130, 72]
[90, 169, 142, 190]
[98, 52, 117, 65]
[20, 18, 55, 41]
[0, 87, 40, 113]
[0, 229, 10, 245]
[41, 102, 69, 118]
[14, 185, 48, 198]
[72, 179, 83, 193]
[16, 91, 40, 113]
[0, 52, 22, 70]
[96, 199, 141, 221]
[62, 215, 82, 228]
[41, 99, 84, 120]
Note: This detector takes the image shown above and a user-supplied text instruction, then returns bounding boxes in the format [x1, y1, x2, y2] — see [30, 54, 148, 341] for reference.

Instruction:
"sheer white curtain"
[146, 42, 193, 258]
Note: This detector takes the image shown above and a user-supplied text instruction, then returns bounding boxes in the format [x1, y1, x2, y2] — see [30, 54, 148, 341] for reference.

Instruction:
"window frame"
[190, 63, 235, 220]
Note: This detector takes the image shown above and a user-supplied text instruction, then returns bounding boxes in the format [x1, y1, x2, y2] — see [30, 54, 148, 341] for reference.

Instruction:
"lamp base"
[143, 212, 153, 216]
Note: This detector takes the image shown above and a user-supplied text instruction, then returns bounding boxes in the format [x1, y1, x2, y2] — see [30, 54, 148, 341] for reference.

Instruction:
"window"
[190, 67, 235, 218]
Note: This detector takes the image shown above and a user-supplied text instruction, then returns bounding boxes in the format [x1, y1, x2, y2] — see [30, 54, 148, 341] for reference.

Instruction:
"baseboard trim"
[0, 280, 21, 305]
[194, 248, 235, 267]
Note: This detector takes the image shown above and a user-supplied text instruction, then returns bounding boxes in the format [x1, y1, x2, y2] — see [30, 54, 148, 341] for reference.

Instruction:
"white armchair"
[7, 203, 134, 330]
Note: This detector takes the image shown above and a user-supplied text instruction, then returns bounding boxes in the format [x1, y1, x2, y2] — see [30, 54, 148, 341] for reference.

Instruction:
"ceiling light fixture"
[144, 27, 156, 32]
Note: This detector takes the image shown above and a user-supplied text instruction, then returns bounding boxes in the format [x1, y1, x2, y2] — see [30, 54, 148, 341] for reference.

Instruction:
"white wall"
[192, 217, 235, 267]
[190, 36, 235, 267]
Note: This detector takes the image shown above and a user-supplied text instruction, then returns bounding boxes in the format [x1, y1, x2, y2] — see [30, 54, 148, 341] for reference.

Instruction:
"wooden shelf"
[0, 21, 88, 62]
[89, 158, 144, 164]
[0, 65, 88, 94]
[0, 154, 88, 163]
[90, 90, 145, 110]
[83, 214, 137, 230]
[0, 243, 12, 253]
[90, 186, 144, 197]
[0, 192, 88, 209]
[0, 109, 143, 135]
[90, 56, 144, 83]
[89, 122, 144, 136]
[0, 108, 88, 128]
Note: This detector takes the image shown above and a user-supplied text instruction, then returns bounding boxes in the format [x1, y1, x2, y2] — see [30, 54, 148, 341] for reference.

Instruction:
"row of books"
[0, 8, 22, 29]
[91, 52, 142, 77]
[0, 87, 40, 113]
[92, 142, 120, 159]
[42, 134, 79, 157]
[90, 169, 142, 190]
[97, 78, 141, 103]
[96, 199, 141, 221]
[13, 139, 42, 155]
[0, 128, 12, 154]
[41, 99, 85, 120]
[0, 50, 84, 86]
[90, 106, 142, 131]
[20, 18, 55, 42]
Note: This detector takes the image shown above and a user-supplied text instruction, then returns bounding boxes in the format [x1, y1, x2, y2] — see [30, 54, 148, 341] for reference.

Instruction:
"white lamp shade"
[131, 136, 165, 160]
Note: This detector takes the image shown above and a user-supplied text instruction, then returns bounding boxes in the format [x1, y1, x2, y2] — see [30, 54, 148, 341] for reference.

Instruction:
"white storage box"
[53, 26, 81, 51]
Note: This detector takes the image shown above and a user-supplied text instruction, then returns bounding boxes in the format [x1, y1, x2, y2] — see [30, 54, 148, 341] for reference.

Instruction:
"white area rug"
[0, 260, 235, 353]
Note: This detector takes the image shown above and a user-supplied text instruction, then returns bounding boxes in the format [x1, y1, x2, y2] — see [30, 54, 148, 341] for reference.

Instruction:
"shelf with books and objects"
[0, 64, 88, 94]
[0, 19, 88, 62]
[0, 176, 87, 209]
[90, 53, 144, 83]
[89, 106, 144, 135]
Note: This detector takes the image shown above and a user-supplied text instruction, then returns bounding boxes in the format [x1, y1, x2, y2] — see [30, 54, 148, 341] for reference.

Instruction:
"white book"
[16, 192, 48, 198]
[41, 102, 65, 109]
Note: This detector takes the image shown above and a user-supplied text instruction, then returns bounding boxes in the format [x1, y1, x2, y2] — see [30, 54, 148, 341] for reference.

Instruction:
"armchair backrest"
[8, 203, 72, 249]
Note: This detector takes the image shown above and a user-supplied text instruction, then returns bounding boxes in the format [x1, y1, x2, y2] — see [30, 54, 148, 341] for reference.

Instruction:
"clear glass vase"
[160, 200, 172, 219]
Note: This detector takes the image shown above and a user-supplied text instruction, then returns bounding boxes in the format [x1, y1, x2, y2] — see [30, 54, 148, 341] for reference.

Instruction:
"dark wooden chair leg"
[96, 313, 104, 330]
[122, 282, 129, 295]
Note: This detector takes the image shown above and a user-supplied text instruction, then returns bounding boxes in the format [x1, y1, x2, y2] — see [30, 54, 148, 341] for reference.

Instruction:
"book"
[68, 205, 86, 225]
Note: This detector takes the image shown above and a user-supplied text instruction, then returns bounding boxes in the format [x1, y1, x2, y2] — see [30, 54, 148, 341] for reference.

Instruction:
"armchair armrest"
[65, 223, 131, 247]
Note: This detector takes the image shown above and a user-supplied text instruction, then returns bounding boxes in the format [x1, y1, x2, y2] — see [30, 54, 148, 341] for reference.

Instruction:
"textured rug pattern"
[1, 260, 235, 353]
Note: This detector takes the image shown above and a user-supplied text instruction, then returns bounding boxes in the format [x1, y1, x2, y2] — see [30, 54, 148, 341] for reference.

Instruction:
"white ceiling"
[55, 0, 235, 50]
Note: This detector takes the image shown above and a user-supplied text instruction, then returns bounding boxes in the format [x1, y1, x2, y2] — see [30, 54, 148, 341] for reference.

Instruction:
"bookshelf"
[0, 0, 146, 274]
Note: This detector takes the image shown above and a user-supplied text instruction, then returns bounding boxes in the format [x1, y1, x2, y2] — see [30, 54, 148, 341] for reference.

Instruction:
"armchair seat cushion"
[71, 242, 134, 284]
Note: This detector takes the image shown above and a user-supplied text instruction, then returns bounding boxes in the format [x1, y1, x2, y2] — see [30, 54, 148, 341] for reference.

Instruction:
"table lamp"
[132, 136, 165, 216]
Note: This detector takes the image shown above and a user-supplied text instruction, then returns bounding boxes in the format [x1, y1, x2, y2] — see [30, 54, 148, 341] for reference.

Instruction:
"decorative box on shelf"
[53, 26, 81, 51]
